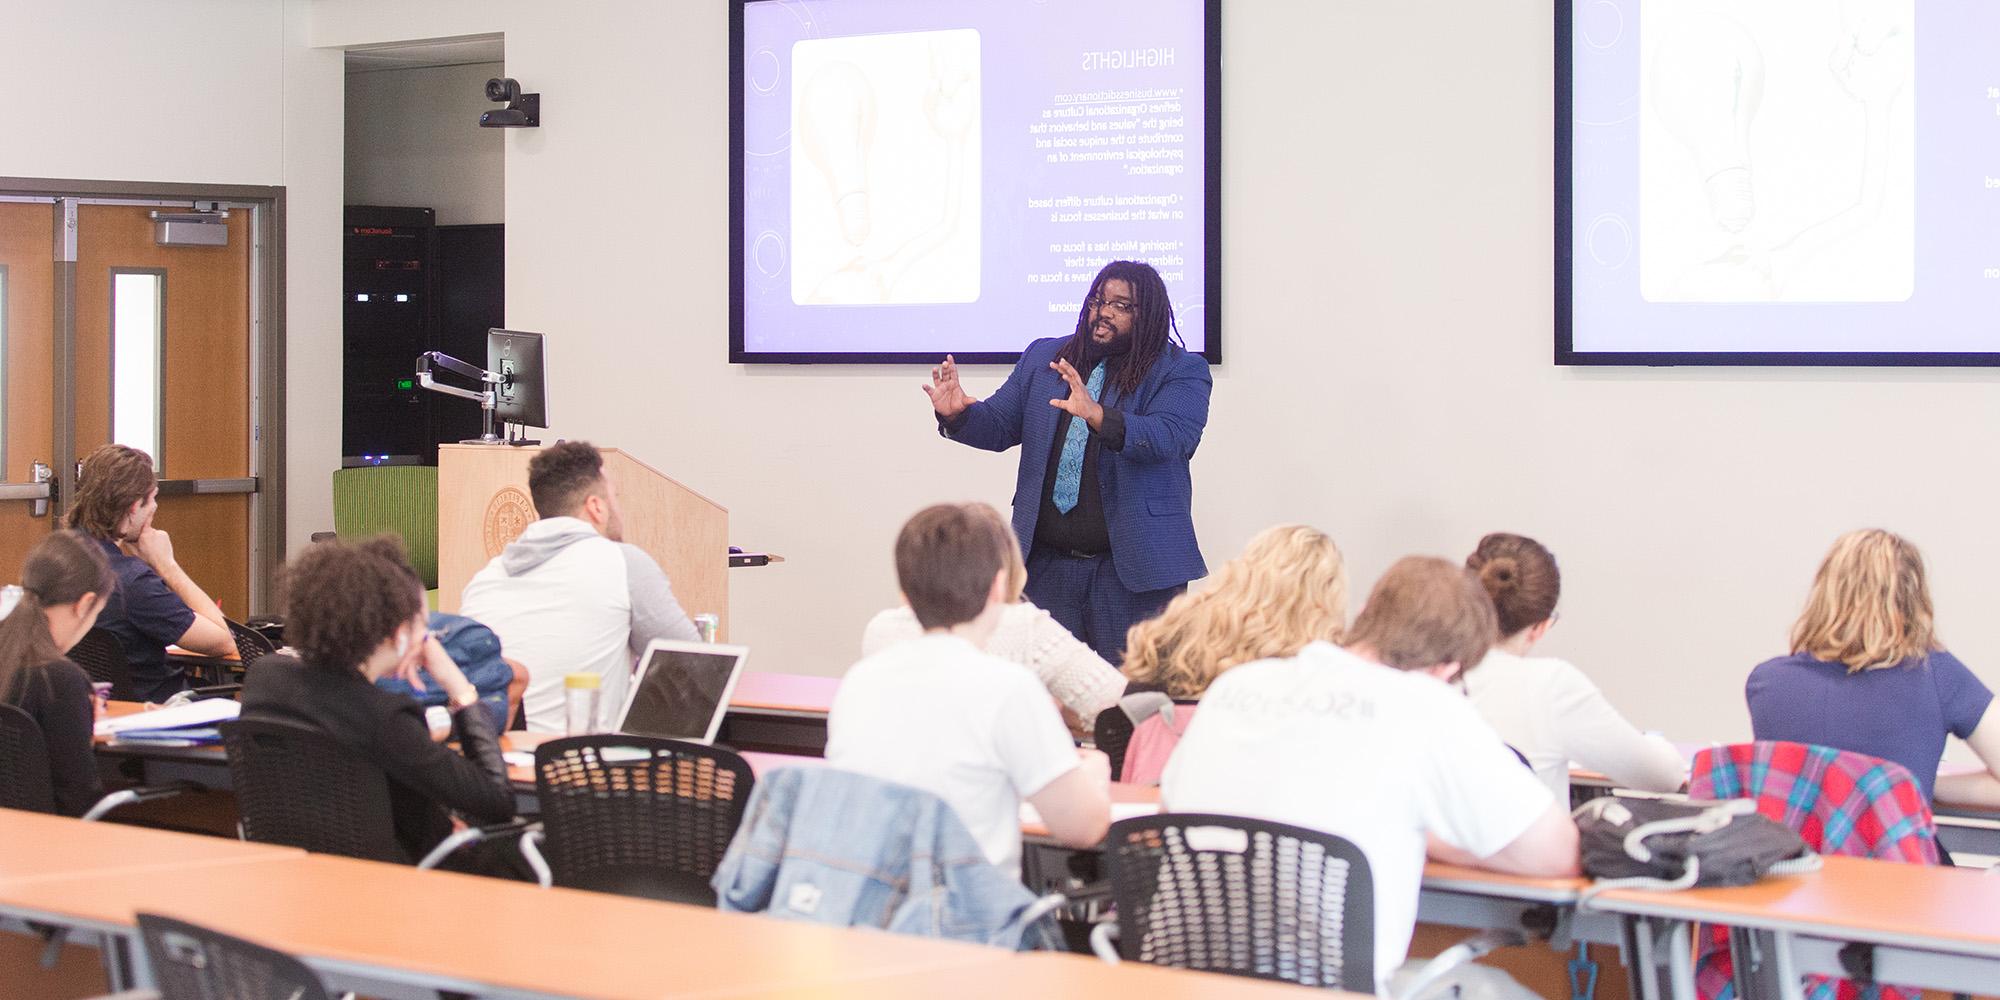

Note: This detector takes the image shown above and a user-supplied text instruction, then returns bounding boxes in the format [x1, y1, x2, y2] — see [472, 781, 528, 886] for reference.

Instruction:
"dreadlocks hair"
[1056, 260, 1183, 398]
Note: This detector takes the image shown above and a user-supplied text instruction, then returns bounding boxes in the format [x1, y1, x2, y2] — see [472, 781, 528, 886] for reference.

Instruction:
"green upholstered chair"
[331, 466, 441, 605]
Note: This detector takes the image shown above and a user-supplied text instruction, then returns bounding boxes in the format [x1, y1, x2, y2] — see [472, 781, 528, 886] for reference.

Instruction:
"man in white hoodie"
[458, 441, 700, 732]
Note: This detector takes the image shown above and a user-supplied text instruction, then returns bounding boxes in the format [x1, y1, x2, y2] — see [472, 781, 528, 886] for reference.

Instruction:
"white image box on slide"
[791, 28, 982, 307]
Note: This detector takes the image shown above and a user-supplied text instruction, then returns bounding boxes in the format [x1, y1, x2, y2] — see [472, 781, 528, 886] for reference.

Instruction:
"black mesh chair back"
[0, 704, 58, 814]
[534, 735, 756, 904]
[1102, 812, 1376, 990]
[220, 718, 405, 863]
[227, 619, 278, 664]
[137, 912, 332, 1000]
[68, 627, 135, 701]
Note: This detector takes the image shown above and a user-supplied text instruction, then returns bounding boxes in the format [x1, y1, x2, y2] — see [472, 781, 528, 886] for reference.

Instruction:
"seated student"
[1463, 533, 1684, 799]
[65, 444, 234, 702]
[1749, 529, 2000, 807]
[0, 531, 114, 816]
[862, 505, 1126, 731]
[458, 441, 699, 733]
[1113, 524, 1348, 783]
[240, 537, 516, 866]
[1163, 556, 1579, 996]
[828, 503, 1112, 878]
[1124, 524, 1348, 700]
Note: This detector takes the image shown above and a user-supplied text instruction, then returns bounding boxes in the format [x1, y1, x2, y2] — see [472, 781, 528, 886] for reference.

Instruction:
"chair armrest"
[416, 819, 541, 871]
[519, 828, 552, 888]
[81, 781, 202, 822]
[1088, 922, 1121, 964]
[1393, 929, 1527, 1000]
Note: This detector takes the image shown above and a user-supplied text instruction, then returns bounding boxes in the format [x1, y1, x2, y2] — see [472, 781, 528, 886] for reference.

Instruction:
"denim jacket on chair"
[711, 767, 1058, 950]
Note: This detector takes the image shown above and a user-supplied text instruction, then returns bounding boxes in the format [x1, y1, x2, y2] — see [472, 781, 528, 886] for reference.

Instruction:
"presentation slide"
[733, 0, 1216, 363]
[1562, 0, 2000, 362]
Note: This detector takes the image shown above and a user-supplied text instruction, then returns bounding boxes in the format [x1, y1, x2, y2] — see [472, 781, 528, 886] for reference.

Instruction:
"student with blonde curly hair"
[1748, 529, 2000, 806]
[1108, 525, 1346, 784]
[1121, 524, 1349, 700]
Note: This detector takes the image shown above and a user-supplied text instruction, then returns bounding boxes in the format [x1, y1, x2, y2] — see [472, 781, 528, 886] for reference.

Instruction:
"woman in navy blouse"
[1747, 529, 2000, 807]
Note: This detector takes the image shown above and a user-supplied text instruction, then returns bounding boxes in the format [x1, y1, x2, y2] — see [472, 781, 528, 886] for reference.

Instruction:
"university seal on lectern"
[483, 486, 534, 558]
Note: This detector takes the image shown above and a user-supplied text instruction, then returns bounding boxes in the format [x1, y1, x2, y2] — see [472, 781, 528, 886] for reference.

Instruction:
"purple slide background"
[742, 0, 1208, 357]
[1570, 2, 2000, 355]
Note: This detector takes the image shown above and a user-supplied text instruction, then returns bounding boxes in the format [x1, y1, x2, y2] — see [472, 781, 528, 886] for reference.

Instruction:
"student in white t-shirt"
[1463, 533, 1685, 800]
[828, 503, 1112, 878]
[861, 507, 1126, 733]
[1162, 556, 1578, 996]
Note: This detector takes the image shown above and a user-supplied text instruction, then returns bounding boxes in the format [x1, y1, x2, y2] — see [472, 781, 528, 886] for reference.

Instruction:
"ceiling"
[345, 35, 504, 73]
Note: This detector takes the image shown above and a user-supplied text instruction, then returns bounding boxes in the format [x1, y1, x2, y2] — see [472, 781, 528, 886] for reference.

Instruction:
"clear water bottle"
[564, 673, 601, 736]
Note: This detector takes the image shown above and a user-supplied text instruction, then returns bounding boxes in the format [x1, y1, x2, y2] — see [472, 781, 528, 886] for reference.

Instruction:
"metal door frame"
[0, 177, 286, 614]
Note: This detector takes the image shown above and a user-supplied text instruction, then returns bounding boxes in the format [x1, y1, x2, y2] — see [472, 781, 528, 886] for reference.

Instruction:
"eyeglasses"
[1086, 296, 1135, 318]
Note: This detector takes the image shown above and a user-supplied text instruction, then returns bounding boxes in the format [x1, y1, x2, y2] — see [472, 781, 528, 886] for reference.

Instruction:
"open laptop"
[614, 639, 752, 744]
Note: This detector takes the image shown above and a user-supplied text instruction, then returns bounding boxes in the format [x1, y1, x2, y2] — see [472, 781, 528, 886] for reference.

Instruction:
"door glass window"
[111, 269, 164, 466]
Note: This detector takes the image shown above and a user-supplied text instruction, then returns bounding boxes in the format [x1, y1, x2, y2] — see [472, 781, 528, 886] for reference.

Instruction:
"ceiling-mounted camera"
[479, 77, 540, 128]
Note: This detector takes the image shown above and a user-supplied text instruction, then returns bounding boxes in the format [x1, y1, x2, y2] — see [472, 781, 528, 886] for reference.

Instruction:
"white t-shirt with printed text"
[1161, 641, 1553, 995]
[826, 633, 1083, 879]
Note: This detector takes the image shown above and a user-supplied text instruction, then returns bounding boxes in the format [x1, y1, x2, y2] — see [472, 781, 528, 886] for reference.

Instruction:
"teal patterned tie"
[1050, 362, 1106, 514]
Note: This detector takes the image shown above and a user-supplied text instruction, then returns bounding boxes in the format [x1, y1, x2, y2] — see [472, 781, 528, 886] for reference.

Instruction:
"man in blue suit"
[924, 260, 1211, 664]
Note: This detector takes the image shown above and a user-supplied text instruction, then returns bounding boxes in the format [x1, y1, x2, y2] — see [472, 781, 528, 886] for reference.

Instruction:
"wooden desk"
[744, 949, 1347, 998]
[0, 841, 1322, 1000]
[717, 672, 839, 755]
[1572, 748, 2000, 862]
[0, 807, 298, 884]
[1590, 855, 2000, 999]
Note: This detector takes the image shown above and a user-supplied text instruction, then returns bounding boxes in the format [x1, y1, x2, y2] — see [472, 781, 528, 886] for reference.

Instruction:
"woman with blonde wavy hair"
[1123, 524, 1349, 700]
[1110, 525, 1346, 784]
[1747, 529, 2000, 806]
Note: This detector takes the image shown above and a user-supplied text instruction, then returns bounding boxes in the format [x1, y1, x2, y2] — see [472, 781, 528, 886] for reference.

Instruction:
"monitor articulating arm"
[415, 351, 505, 444]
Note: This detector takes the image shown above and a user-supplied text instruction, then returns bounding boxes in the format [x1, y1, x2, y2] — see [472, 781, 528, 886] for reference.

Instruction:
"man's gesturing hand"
[923, 354, 976, 418]
[1048, 358, 1104, 430]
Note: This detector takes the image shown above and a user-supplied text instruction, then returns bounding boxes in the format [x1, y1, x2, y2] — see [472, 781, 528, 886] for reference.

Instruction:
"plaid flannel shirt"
[1689, 741, 1938, 1000]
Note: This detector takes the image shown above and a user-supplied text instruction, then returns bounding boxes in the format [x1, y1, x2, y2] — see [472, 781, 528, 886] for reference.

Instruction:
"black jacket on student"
[238, 654, 515, 863]
[3, 659, 105, 817]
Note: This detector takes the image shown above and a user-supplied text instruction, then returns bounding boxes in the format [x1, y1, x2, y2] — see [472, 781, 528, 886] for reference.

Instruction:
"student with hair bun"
[1462, 533, 1684, 799]
[0, 531, 115, 815]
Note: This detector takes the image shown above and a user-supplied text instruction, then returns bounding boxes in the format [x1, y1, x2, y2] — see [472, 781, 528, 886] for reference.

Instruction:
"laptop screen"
[617, 642, 749, 743]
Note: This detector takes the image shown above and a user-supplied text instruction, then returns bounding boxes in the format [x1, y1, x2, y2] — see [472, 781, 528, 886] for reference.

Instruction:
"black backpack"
[1574, 796, 1820, 897]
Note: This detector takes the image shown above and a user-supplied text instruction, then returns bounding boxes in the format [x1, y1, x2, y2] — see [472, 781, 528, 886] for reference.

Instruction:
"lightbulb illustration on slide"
[1651, 15, 1764, 235]
[799, 62, 878, 247]
[791, 29, 982, 306]
[1641, 0, 1912, 304]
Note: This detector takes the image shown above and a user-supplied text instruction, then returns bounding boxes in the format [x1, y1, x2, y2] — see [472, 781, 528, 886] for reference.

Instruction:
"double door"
[0, 196, 269, 615]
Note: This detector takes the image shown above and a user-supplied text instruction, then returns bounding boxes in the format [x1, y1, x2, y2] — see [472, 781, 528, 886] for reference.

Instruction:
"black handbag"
[1574, 796, 1819, 895]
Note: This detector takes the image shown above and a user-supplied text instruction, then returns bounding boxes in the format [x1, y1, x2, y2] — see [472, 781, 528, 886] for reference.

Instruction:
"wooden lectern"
[436, 444, 730, 638]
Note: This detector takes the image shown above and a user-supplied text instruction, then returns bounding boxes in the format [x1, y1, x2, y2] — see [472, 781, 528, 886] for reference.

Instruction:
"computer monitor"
[487, 328, 547, 429]
[616, 640, 751, 745]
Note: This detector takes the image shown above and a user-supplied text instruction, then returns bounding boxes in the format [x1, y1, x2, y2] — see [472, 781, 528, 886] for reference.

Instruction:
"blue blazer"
[945, 336, 1211, 593]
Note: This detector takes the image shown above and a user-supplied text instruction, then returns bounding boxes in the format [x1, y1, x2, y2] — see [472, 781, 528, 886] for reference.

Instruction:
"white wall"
[301, 1, 2000, 747]
[345, 62, 505, 225]
[0, 0, 285, 185]
[0, 0, 345, 592]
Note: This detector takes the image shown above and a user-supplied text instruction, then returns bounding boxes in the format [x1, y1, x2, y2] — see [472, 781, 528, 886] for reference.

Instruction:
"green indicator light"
[396, 378, 415, 390]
